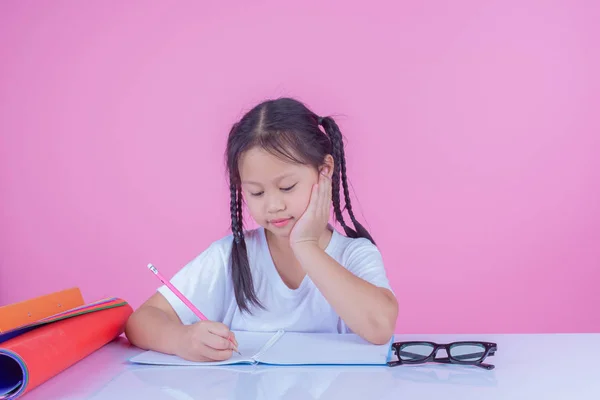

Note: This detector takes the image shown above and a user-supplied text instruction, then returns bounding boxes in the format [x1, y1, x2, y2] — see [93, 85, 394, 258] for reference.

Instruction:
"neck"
[265, 231, 292, 253]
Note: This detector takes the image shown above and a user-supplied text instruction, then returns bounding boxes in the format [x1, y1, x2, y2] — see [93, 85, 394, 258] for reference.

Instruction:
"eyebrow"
[241, 173, 295, 185]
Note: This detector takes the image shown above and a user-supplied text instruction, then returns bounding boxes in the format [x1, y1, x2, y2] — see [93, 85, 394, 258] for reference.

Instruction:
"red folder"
[0, 294, 132, 399]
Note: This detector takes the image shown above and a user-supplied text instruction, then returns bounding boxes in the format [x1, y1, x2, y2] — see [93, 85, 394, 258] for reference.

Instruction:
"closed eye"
[281, 183, 297, 192]
[249, 183, 296, 197]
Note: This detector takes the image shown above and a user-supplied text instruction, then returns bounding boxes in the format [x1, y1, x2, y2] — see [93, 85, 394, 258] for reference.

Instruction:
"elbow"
[366, 316, 396, 345]
[123, 310, 139, 345]
[124, 307, 149, 349]
[365, 328, 394, 345]
[364, 292, 398, 345]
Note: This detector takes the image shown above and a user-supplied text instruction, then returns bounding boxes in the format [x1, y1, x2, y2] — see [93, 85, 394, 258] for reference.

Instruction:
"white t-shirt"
[158, 225, 393, 333]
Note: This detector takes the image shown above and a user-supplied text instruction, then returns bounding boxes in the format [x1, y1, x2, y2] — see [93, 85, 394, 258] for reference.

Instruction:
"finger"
[315, 177, 325, 214]
[324, 172, 332, 212]
[229, 331, 238, 347]
[318, 173, 330, 214]
[305, 183, 319, 213]
[207, 322, 231, 338]
[201, 346, 234, 361]
[203, 331, 232, 350]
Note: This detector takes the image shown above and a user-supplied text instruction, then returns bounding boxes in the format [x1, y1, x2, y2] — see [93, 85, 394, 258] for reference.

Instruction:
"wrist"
[291, 240, 320, 255]
[292, 241, 323, 271]
[171, 323, 190, 357]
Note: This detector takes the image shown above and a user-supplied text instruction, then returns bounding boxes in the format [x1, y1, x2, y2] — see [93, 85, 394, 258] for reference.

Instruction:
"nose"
[266, 191, 286, 214]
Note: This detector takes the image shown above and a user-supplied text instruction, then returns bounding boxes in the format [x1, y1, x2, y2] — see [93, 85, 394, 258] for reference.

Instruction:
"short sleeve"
[344, 239, 393, 292]
[157, 239, 231, 325]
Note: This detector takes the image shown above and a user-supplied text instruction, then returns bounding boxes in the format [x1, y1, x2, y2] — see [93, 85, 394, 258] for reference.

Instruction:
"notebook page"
[129, 331, 277, 366]
[256, 332, 391, 365]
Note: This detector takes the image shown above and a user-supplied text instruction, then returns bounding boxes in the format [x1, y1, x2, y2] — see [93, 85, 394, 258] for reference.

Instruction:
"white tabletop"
[21, 333, 600, 399]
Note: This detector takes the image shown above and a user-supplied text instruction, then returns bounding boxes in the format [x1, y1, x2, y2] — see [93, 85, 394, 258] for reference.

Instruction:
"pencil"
[147, 263, 240, 355]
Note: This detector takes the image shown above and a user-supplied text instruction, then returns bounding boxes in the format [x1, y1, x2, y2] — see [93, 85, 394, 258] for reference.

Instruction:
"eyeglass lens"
[449, 343, 486, 361]
[398, 343, 487, 362]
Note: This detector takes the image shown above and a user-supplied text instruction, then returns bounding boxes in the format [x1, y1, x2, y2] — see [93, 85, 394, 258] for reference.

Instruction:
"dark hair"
[225, 97, 375, 313]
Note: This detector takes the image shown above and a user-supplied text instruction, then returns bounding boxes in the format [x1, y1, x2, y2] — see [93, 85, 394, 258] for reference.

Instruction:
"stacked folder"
[0, 288, 132, 399]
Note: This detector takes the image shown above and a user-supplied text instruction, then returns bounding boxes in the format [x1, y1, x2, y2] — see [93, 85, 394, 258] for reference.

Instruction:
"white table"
[21, 333, 600, 399]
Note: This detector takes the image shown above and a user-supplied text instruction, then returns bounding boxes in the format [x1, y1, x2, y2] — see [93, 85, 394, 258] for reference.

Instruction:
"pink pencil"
[147, 263, 240, 355]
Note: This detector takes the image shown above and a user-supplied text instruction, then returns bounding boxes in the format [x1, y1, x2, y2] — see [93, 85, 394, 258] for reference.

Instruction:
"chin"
[264, 221, 295, 238]
[265, 227, 291, 238]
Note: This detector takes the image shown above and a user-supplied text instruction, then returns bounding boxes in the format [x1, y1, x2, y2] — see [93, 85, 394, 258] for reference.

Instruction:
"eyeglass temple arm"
[433, 356, 494, 370]
[398, 350, 428, 359]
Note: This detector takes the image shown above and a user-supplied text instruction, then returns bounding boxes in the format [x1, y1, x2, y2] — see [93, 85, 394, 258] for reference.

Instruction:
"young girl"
[125, 97, 398, 362]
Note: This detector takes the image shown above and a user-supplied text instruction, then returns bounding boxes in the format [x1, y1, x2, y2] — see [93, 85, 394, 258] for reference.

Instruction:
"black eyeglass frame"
[388, 341, 497, 370]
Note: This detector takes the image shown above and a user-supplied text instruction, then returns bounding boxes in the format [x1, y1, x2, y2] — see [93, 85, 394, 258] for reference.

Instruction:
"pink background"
[1, 1, 599, 334]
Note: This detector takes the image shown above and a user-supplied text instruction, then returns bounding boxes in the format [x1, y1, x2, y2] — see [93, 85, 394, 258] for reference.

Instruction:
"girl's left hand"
[289, 168, 331, 249]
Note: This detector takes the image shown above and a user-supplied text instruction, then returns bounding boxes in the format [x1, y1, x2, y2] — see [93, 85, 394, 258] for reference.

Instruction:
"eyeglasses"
[388, 341, 497, 370]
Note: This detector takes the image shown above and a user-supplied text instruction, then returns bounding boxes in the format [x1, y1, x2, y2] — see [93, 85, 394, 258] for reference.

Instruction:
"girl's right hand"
[175, 321, 238, 362]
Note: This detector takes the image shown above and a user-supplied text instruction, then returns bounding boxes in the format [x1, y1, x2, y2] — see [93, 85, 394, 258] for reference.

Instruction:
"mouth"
[269, 217, 293, 228]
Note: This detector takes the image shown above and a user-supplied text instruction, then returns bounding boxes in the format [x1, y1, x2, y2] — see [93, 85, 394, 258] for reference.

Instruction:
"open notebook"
[129, 330, 394, 366]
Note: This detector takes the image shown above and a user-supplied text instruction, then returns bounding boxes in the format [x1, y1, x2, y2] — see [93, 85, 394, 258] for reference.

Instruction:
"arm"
[125, 292, 237, 361]
[124, 292, 185, 355]
[293, 243, 398, 345]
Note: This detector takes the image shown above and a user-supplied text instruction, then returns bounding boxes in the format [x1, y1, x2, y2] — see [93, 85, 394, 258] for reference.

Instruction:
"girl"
[125, 97, 398, 362]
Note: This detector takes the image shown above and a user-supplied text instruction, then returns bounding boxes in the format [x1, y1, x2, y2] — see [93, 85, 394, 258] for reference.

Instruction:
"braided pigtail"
[319, 116, 376, 245]
[229, 178, 263, 313]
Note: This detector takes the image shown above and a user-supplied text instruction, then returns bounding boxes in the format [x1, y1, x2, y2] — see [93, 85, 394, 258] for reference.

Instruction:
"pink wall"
[1, 1, 599, 334]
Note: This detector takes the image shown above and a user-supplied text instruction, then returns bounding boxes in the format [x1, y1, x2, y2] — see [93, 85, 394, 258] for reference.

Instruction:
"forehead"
[239, 147, 309, 184]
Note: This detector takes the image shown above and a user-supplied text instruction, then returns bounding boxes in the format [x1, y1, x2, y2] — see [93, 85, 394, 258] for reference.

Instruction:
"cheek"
[243, 197, 261, 218]
[290, 186, 313, 214]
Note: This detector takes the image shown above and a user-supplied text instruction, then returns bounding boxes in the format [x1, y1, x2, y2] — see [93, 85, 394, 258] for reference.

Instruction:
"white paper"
[256, 332, 391, 365]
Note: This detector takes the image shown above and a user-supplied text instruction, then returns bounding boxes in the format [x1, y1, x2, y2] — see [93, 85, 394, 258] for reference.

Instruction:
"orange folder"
[0, 287, 84, 333]
[0, 294, 133, 399]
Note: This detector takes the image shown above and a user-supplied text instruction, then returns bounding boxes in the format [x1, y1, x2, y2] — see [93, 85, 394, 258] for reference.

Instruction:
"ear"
[319, 154, 334, 178]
